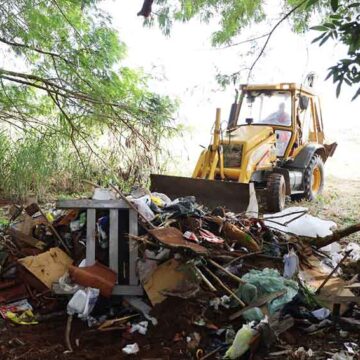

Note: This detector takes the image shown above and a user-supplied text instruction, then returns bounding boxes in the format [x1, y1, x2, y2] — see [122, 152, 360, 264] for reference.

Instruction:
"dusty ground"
[293, 176, 360, 243]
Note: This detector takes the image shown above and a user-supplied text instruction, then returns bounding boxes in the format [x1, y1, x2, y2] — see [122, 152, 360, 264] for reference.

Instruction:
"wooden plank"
[86, 209, 96, 266]
[56, 199, 129, 209]
[109, 209, 119, 280]
[128, 209, 138, 285]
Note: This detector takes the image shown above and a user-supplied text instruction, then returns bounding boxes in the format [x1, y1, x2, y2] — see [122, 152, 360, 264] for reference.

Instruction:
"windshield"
[239, 91, 292, 126]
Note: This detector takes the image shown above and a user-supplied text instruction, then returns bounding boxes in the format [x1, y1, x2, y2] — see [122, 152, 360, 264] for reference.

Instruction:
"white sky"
[104, 0, 360, 179]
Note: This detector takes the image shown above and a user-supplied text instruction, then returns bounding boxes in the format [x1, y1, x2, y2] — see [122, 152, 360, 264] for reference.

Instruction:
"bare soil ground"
[293, 176, 360, 243]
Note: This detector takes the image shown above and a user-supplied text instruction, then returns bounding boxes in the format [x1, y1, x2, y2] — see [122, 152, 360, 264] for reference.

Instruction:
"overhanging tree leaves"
[0, 0, 178, 197]
[139, 0, 360, 98]
[311, 2, 360, 99]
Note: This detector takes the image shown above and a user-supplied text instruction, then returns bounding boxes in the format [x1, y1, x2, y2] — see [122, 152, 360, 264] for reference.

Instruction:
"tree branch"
[138, 0, 154, 17]
[247, 0, 308, 82]
[0, 36, 73, 64]
[219, 33, 270, 49]
[0, 68, 141, 114]
[302, 223, 360, 248]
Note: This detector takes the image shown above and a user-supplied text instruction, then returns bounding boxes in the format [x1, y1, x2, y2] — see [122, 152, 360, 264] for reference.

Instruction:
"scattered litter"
[130, 320, 148, 335]
[240, 268, 299, 314]
[67, 288, 99, 320]
[0, 299, 33, 318]
[344, 343, 359, 355]
[199, 229, 224, 244]
[6, 309, 38, 325]
[293, 346, 314, 359]
[283, 249, 300, 278]
[225, 323, 256, 359]
[0, 186, 359, 359]
[264, 207, 337, 237]
[69, 261, 116, 297]
[18, 247, 73, 288]
[122, 343, 139, 355]
[311, 307, 331, 320]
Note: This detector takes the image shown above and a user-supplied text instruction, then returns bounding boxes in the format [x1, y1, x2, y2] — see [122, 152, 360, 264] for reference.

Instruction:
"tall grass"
[0, 131, 97, 201]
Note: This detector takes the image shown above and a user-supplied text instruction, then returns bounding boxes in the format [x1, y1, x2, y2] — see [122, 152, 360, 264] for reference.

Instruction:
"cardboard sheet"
[18, 247, 73, 289]
[143, 259, 196, 306]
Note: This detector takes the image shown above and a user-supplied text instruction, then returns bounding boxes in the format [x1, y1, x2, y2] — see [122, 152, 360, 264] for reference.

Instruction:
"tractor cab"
[237, 88, 292, 157]
[227, 83, 335, 162]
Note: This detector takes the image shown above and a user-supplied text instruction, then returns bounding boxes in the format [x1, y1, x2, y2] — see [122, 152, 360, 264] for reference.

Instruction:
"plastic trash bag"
[130, 321, 148, 335]
[131, 195, 155, 221]
[264, 207, 336, 238]
[151, 192, 172, 207]
[225, 323, 256, 359]
[242, 307, 264, 322]
[241, 268, 299, 314]
[67, 287, 99, 320]
[283, 249, 300, 279]
[235, 282, 258, 305]
[122, 343, 140, 355]
[311, 307, 331, 320]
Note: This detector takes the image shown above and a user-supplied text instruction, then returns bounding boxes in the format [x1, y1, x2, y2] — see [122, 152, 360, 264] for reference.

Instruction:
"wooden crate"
[56, 199, 143, 296]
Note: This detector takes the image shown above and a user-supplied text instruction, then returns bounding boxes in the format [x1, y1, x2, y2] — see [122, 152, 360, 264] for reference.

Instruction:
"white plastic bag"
[131, 195, 155, 221]
[283, 249, 300, 279]
[122, 343, 139, 355]
[311, 308, 331, 320]
[130, 321, 148, 335]
[67, 287, 99, 320]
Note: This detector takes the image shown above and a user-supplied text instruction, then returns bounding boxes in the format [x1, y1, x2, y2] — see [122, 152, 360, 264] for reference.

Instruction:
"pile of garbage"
[0, 186, 359, 359]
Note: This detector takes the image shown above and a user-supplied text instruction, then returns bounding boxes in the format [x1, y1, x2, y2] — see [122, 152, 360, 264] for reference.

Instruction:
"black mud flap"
[150, 174, 251, 213]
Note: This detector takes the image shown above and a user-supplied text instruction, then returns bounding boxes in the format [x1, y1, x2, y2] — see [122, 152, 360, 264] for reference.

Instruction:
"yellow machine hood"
[224, 125, 274, 147]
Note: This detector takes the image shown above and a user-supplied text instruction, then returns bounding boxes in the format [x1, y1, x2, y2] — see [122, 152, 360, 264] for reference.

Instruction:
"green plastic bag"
[240, 268, 298, 314]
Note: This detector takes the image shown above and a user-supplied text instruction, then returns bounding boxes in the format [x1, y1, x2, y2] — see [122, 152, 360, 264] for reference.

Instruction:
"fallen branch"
[315, 250, 352, 294]
[65, 315, 73, 353]
[302, 223, 360, 248]
[202, 265, 245, 307]
[207, 258, 246, 284]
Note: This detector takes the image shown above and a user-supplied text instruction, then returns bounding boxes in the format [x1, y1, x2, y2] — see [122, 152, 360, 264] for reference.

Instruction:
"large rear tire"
[266, 173, 286, 212]
[303, 154, 324, 201]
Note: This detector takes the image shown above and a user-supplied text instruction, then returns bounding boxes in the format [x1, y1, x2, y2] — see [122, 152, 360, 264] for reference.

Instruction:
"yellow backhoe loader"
[151, 83, 337, 212]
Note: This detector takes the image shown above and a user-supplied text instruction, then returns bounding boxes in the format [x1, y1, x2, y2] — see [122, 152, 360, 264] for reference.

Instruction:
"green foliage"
[151, 0, 265, 46]
[0, 0, 179, 198]
[0, 131, 85, 199]
[311, 2, 360, 99]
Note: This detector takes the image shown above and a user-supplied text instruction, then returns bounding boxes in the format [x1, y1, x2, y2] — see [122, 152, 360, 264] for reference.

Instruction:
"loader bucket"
[150, 174, 252, 213]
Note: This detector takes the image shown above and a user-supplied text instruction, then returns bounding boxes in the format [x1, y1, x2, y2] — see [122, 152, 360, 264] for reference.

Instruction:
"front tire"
[303, 155, 324, 201]
[266, 173, 286, 212]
